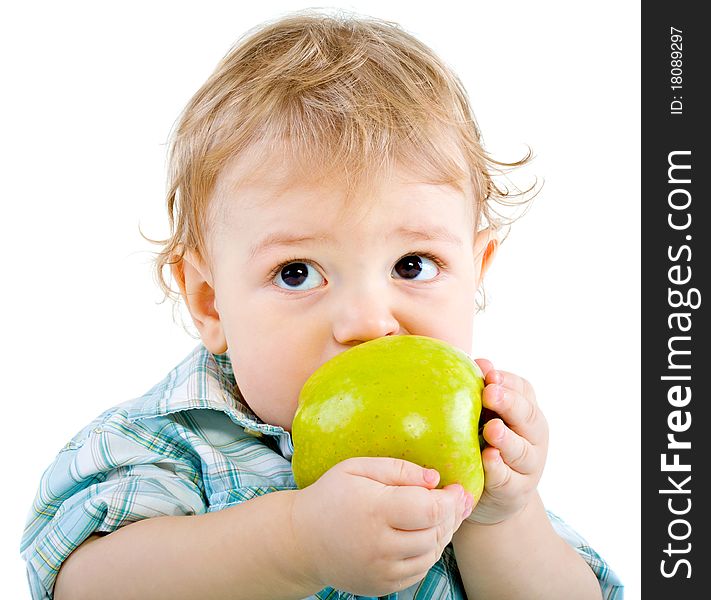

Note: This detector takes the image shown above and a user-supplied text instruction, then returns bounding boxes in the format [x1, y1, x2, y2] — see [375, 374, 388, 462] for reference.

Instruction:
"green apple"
[291, 335, 485, 501]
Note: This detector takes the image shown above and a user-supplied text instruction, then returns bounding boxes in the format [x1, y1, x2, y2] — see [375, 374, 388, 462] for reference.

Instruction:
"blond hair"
[144, 9, 533, 306]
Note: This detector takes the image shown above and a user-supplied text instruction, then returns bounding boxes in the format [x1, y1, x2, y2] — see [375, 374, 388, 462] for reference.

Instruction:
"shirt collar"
[125, 344, 292, 445]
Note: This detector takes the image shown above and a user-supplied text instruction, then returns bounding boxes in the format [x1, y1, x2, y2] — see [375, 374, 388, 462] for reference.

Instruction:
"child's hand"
[290, 456, 472, 596]
[468, 359, 549, 525]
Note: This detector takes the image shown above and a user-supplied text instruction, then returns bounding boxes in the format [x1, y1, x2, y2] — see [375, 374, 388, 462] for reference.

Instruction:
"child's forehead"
[210, 141, 475, 224]
[204, 145, 478, 268]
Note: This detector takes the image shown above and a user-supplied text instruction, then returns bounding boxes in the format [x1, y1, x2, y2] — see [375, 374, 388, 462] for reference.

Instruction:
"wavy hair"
[143, 9, 534, 311]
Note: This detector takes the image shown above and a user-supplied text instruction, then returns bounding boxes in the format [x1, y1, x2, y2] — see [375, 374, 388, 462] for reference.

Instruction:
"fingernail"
[424, 469, 439, 485]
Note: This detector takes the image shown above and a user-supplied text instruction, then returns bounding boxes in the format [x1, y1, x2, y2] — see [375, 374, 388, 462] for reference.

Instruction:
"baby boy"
[21, 11, 622, 600]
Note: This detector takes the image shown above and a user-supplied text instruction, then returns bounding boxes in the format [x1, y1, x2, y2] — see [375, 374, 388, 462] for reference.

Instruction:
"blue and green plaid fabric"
[21, 343, 623, 599]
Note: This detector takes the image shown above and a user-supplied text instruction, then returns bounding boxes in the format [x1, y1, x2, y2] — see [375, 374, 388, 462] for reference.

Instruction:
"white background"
[1, 1, 640, 597]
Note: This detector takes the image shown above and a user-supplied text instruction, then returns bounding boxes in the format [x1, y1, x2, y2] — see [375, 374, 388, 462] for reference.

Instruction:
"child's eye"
[274, 261, 324, 291]
[391, 254, 439, 281]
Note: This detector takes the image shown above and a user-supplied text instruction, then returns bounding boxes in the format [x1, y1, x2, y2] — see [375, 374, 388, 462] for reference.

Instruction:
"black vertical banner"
[642, 3, 709, 598]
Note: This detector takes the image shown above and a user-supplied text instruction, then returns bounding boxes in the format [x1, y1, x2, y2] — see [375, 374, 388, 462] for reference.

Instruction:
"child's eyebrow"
[395, 226, 464, 248]
[249, 231, 334, 260]
[248, 226, 462, 260]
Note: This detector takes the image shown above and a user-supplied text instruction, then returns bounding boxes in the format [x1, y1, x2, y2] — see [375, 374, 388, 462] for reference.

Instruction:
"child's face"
[181, 154, 494, 432]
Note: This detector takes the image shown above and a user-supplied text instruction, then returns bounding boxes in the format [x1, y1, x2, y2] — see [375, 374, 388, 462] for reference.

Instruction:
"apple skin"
[291, 335, 485, 501]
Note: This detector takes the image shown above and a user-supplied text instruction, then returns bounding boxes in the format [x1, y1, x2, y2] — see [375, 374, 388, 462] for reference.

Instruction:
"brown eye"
[392, 255, 438, 281]
[275, 262, 324, 290]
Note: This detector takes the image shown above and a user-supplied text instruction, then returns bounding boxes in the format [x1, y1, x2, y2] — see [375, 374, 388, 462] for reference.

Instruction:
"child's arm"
[54, 489, 321, 600]
[453, 362, 604, 599]
[54, 458, 469, 600]
[452, 492, 602, 599]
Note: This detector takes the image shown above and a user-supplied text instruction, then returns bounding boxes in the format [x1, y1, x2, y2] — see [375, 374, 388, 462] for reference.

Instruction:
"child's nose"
[331, 285, 400, 346]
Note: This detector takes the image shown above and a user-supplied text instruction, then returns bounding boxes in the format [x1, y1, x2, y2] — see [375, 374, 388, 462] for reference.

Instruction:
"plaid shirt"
[21, 343, 623, 599]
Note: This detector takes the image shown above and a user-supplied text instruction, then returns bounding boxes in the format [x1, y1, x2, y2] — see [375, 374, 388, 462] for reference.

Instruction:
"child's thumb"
[343, 456, 440, 488]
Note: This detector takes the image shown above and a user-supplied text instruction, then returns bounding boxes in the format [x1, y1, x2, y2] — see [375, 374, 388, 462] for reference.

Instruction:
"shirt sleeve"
[546, 510, 624, 599]
[20, 413, 206, 600]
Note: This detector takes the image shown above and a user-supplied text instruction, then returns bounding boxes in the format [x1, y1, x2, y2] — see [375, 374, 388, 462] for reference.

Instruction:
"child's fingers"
[473, 358, 495, 378]
[497, 369, 536, 400]
[395, 552, 447, 589]
[481, 445, 519, 491]
[387, 490, 470, 560]
[482, 418, 538, 475]
[343, 456, 440, 488]
[490, 370, 538, 413]
[385, 484, 467, 531]
[482, 376, 547, 446]
[388, 524, 451, 560]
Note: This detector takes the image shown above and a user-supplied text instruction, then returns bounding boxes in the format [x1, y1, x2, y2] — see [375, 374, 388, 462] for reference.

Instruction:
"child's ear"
[473, 228, 499, 284]
[171, 248, 228, 354]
